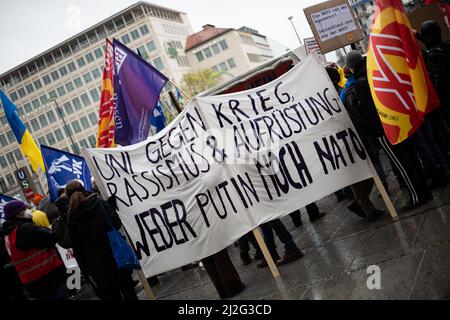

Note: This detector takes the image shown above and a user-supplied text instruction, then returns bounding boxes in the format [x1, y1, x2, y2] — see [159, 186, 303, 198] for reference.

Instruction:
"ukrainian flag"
[0, 90, 45, 173]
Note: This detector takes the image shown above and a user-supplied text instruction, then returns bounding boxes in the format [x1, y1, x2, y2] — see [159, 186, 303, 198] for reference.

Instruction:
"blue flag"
[150, 102, 166, 133]
[113, 39, 168, 146]
[0, 194, 15, 225]
[41, 145, 92, 202]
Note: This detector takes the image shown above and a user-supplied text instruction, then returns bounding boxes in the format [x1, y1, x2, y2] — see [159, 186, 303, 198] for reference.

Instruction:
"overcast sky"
[0, 0, 335, 74]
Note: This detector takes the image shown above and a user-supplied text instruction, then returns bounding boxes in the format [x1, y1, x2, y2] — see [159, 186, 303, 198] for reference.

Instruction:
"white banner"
[83, 54, 374, 277]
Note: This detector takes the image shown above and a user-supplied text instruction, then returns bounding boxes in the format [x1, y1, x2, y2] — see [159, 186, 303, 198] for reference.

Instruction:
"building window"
[211, 66, 219, 72]
[176, 55, 190, 67]
[27, 101, 36, 112]
[64, 101, 74, 115]
[88, 112, 98, 125]
[25, 83, 34, 94]
[50, 70, 60, 81]
[91, 68, 102, 79]
[38, 136, 46, 146]
[90, 89, 100, 102]
[247, 53, 261, 63]
[67, 61, 76, 72]
[47, 110, 56, 122]
[121, 34, 131, 44]
[85, 52, 94, 63]
[83, 72, 93, 83]
[79, 139, 89, 149]
[80, 116, 90, 129]
[72, 120, 82, 133]
[48, 90, 57, 99]
[140, 25, 149, 35]
[0, 155, 7, 168]
[18, 87, 26, 98]
[13, 149, 23, 161]
[219, 62, 228, 71]
[227, 58, 236, 69]
[77, 57, 86, 68]
[94, 47, 103, 59]
[54, 129, 64, 142]
[195, 51, 205, 62]
[6, 131, 15, 144]
[219, 40, 228, 50]
[39, 94, 48, 106]
[42, 75, 51, 85]
[34, 79, 43, 90]
[46, 132, 56, 145]
[74, 77, 83, 88]
[38, 114, 49, 128]
[59, 66, 68, 77]
[137, 46, 148, 59]
[57, 86, 66, 97]
[10, 92, 18, 101]
[30, 118, 40, 131]
[130, 29, 140, 40]
[6, 174, 15, 186]
[203, 47, 213, 58]
[0, 134, 7, 147]
[81, 93, 91, 107]
[147, 41, 156, 52]
[72, 97, 82, 110]
[65, 82, 75, 92]
[211, 43, 221, 55]
[153, 57, 164, 70]
[88, 135, 96, 147]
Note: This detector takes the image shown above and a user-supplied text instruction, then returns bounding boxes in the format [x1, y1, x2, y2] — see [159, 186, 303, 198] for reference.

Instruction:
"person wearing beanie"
[1, 200, 68, 300]
[343, 50, 433, 212]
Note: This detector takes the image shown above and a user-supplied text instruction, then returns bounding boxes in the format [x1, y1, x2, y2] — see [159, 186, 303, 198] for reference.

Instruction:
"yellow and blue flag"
[0, 90, 45, 173]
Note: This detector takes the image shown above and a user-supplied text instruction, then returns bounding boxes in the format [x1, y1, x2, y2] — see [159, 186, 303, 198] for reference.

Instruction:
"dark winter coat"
[67, 194, 125, 290]
[1, 218, 67, 297]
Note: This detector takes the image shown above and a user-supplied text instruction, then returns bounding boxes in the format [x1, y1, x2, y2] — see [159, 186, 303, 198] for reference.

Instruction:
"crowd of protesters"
[1, 20, 450, 301]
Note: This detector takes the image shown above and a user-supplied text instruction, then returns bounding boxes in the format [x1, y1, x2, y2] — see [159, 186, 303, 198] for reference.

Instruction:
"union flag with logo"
[367, 0, 440, 145]
[96, 39, 116, 148]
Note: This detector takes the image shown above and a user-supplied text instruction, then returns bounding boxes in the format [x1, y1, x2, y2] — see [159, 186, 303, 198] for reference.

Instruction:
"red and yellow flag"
[96, 39, 115, 148]
[367, 0, 440, 145]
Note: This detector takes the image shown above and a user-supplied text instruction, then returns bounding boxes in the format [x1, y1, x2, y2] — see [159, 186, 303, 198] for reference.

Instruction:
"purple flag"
[113, 39, 168, 146]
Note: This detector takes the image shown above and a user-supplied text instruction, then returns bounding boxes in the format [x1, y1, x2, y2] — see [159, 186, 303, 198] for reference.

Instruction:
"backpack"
[51, 213, 71, 249]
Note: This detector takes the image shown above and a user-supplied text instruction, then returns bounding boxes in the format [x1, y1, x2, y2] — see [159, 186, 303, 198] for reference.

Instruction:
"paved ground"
[74, 158, 450, 300]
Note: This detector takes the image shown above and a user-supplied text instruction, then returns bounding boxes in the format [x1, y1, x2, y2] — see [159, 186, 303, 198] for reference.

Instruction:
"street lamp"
[48, 98, 79, 155]
[288, 16, 303, 46]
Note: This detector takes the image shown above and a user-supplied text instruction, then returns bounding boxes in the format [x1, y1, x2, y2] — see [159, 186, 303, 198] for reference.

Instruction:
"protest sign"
[304, 0, 363, 53]
[0, 194, 15, 226]
[304, 37, 326, 62]
[83, 54, 374, 278]
[56, 244, 78, 269]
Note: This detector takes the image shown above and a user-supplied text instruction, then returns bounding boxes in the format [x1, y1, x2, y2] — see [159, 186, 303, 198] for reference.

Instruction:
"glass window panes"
[67, 62, 76, 72]
[17, 108, 24, 117]
[227, 58, 236, 69]
[72, 120, 82, 133]
[0, 155, 7, 168]
[203, 47, 212, 58]
[55, 129, 64, 141]
[34, 79, 42, 89]
[38, 114, 48, 128]
[138, 45, 148, 59]
[83, 72, 92, 83]
[14, 149, 23, 161]
[79, 139, 89, 149]
[30, 118, 40, 131]
[59, 66, 68, 77]
[74, 77, 83, 88]
[195, 51, 204, 62]
[91, 68, 101, 79]
[65, 82, 75, 92]
[47, 110, 56, 122]
[27, 102, 35, 112]
[0, 134, 7, 147]
[147, 41, 156, 52]
[219, 40, 228, 50]
[121, 34, 131, 44]
[219, 62, 228, 71]
[25, 83, 34, 94]
[88, 135, 96, 147]
[90, 89, 100, 102]
[94, 47, 103, 59]
[46, 132, 56, 145]
[72, 97, 82, 110]
[153, 57, 164, 70]
[18, 87, 26, 98]
[10, 92, 18, 101]
[57, 86, 66, 97]
[6, 131, 14, 144]
[50, 70, 59, 81]
[64, 101, 74, 115]
[80, 116, 90, 129]
[49, 90, 57, 99]
[0, 115, 6, 126]
[139, 25, 149, 35]
[38, 136, 46, 146]
[39, 94, 48, 105]
[81, 93, 91, 107]
[6, 174, 15, 186]
[6, 153, 15, 166]
[85, 52, 94, 63]
[77, 57, 86, 68]
[88, 112, 97, 125]
[64, 126, 73, 138]
[130, 29, 140, 40]
[43, 75, 51, 85]
[211, 43, 220, 55]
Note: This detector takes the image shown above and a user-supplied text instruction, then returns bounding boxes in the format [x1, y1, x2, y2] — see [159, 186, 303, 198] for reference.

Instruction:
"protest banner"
[304, 37, 327, 62]
[0, 194, 15, 225]
[304, 0, 363, 53]
[83, 54, 377, 278]
[56, 244, 78, 269]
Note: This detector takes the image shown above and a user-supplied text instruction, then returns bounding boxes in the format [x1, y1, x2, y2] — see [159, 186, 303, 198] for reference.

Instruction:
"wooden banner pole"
[373, 173, 399, 221]
[252, 227, 281, 278]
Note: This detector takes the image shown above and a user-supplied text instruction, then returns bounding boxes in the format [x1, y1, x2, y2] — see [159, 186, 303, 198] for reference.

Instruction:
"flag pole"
[168, 79, 191, 101]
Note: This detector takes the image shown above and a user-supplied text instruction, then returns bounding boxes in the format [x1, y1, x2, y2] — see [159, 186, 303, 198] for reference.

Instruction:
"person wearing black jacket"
[65, 180, 138, 300]
[1, 200, 68, 300]
[344, 50, 432, 211]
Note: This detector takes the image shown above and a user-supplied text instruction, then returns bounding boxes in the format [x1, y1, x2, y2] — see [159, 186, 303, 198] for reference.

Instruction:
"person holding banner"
[65, 180, 138, 300]
[2, 200, 68, 300]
